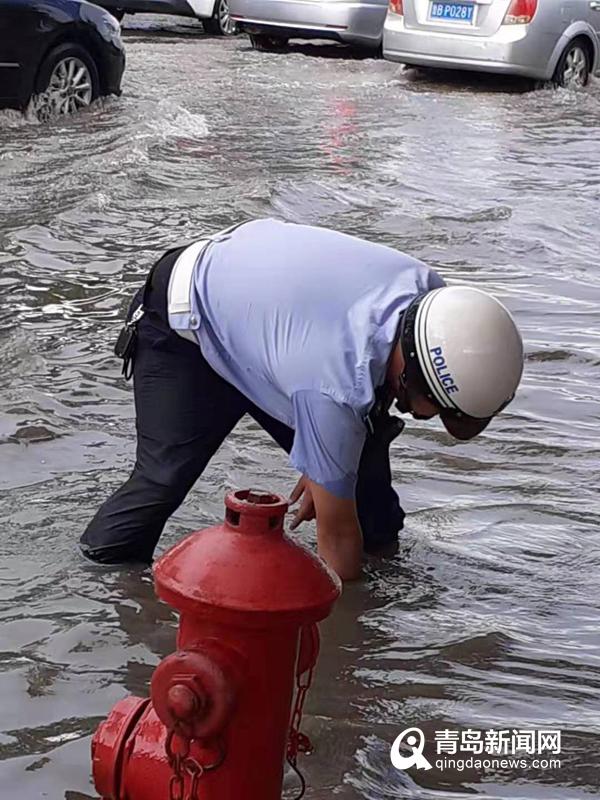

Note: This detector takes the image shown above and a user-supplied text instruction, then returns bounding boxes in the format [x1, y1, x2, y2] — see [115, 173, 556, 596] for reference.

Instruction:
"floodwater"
[1, 14, 600, 800]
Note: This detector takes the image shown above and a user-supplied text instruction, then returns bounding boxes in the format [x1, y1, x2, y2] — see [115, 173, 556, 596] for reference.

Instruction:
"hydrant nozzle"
[167, 684, 202, 722]
[151, 645, 238, 742]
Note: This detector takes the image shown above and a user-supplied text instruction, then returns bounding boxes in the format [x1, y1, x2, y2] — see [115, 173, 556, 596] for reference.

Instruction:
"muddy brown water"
[1, 14, 600, 799]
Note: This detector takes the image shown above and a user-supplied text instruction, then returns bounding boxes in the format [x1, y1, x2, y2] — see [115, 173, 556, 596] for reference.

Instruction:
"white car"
[383, 0, 600, 87]
[99, 0, 238, 35]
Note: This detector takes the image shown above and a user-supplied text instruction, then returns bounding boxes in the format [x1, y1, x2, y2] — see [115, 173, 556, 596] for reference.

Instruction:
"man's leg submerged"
[80, 254, 247, 564]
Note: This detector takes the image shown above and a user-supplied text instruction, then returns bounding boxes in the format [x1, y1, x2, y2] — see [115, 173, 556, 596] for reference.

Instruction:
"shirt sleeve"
[289, 390, 367, 499]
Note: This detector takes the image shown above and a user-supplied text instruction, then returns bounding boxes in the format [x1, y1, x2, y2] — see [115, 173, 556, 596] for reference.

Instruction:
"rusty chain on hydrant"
[166, 729, 225, 800]
[286, 661, 315, 800]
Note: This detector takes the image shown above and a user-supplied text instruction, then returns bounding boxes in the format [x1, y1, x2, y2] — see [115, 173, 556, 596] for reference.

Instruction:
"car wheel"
[553, 38, 591, 89]
[204, 0, 238, 36]
[32, 44, 99, 121]
[249, 33, 289, 52]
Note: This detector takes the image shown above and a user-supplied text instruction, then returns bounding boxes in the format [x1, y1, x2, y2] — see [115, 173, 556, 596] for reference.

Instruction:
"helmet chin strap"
[393, 373, 436, 419]
[394, 382, 411, 414]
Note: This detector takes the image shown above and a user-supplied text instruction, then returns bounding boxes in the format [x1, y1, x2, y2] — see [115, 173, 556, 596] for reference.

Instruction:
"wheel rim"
[218, 0, 236, 35]
[36, 57, 93, 120]
[562, 46, 588, 88]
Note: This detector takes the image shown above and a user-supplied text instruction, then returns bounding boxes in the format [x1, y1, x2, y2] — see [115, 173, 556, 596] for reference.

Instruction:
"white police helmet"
[401, 286, 524, 439]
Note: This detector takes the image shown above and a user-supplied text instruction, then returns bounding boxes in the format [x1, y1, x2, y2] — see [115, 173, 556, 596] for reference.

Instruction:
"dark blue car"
[0, 0, 125, 118]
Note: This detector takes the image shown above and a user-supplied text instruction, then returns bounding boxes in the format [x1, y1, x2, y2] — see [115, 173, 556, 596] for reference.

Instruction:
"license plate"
[430, 2, 475, 23]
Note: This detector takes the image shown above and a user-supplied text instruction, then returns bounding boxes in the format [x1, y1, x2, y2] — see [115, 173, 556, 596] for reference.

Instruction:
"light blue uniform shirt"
[172, 219, 445, 498]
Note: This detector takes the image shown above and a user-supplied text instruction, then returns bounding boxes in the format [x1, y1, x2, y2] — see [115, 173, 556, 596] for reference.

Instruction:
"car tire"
[204, 0, 238, 36]
[249, 33, 289, 52]
[32, 43, 100, 120]
[553, 38, 591, 89]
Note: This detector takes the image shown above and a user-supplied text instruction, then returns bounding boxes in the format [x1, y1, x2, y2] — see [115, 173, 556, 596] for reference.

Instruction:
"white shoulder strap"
[168, 222, 249, 316]
[168, 239, 209, 315]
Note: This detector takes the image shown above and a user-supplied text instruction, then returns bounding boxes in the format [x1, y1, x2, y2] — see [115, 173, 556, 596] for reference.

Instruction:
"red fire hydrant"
[91, 489, 341, 800]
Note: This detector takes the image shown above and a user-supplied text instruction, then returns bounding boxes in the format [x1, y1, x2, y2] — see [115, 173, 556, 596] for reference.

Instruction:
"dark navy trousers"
[80, 249, 405, 564]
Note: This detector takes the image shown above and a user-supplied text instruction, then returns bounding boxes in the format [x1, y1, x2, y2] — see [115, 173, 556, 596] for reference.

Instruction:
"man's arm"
[288, 390, 367, 579]
[307, 479, 363, 581]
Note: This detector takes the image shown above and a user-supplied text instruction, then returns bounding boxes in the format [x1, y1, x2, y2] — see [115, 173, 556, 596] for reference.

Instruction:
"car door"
[0, 0, 40, 104]
[566, 0, 600, 72]
[0, 1, 24, 102]
[403, 0, 513, 37]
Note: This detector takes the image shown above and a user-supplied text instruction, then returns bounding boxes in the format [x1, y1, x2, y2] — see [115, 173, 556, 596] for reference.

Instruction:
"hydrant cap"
[154, 490, 341, 624]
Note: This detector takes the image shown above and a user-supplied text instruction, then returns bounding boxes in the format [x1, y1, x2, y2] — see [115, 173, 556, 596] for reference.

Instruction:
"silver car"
[383, 0, 600, 87]
[229, 0, 387, 50]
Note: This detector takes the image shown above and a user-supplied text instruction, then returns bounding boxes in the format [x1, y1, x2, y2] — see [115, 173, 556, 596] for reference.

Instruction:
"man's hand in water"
[289, 475, 316, 530]
[289, 475, 362, 580]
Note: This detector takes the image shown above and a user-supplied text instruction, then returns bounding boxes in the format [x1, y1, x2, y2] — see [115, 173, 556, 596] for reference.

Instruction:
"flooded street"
[1, 14, 600, 799]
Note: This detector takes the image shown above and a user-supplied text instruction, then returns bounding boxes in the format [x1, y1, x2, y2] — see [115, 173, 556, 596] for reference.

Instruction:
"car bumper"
[383, 14, 555, 80]
[184, 0, 216, 17]
[230, 0, 386, 45]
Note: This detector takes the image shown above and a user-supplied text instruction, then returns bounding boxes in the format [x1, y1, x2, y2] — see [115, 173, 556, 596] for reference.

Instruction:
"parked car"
[98, 0, 238, 36]
[229, 0, 387, 51]
[0, 0, 125, 119]
[383, 0, 600, 88]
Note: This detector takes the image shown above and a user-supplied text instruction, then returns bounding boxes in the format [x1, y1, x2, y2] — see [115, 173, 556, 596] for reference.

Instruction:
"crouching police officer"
[80, 219, 524, 581]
